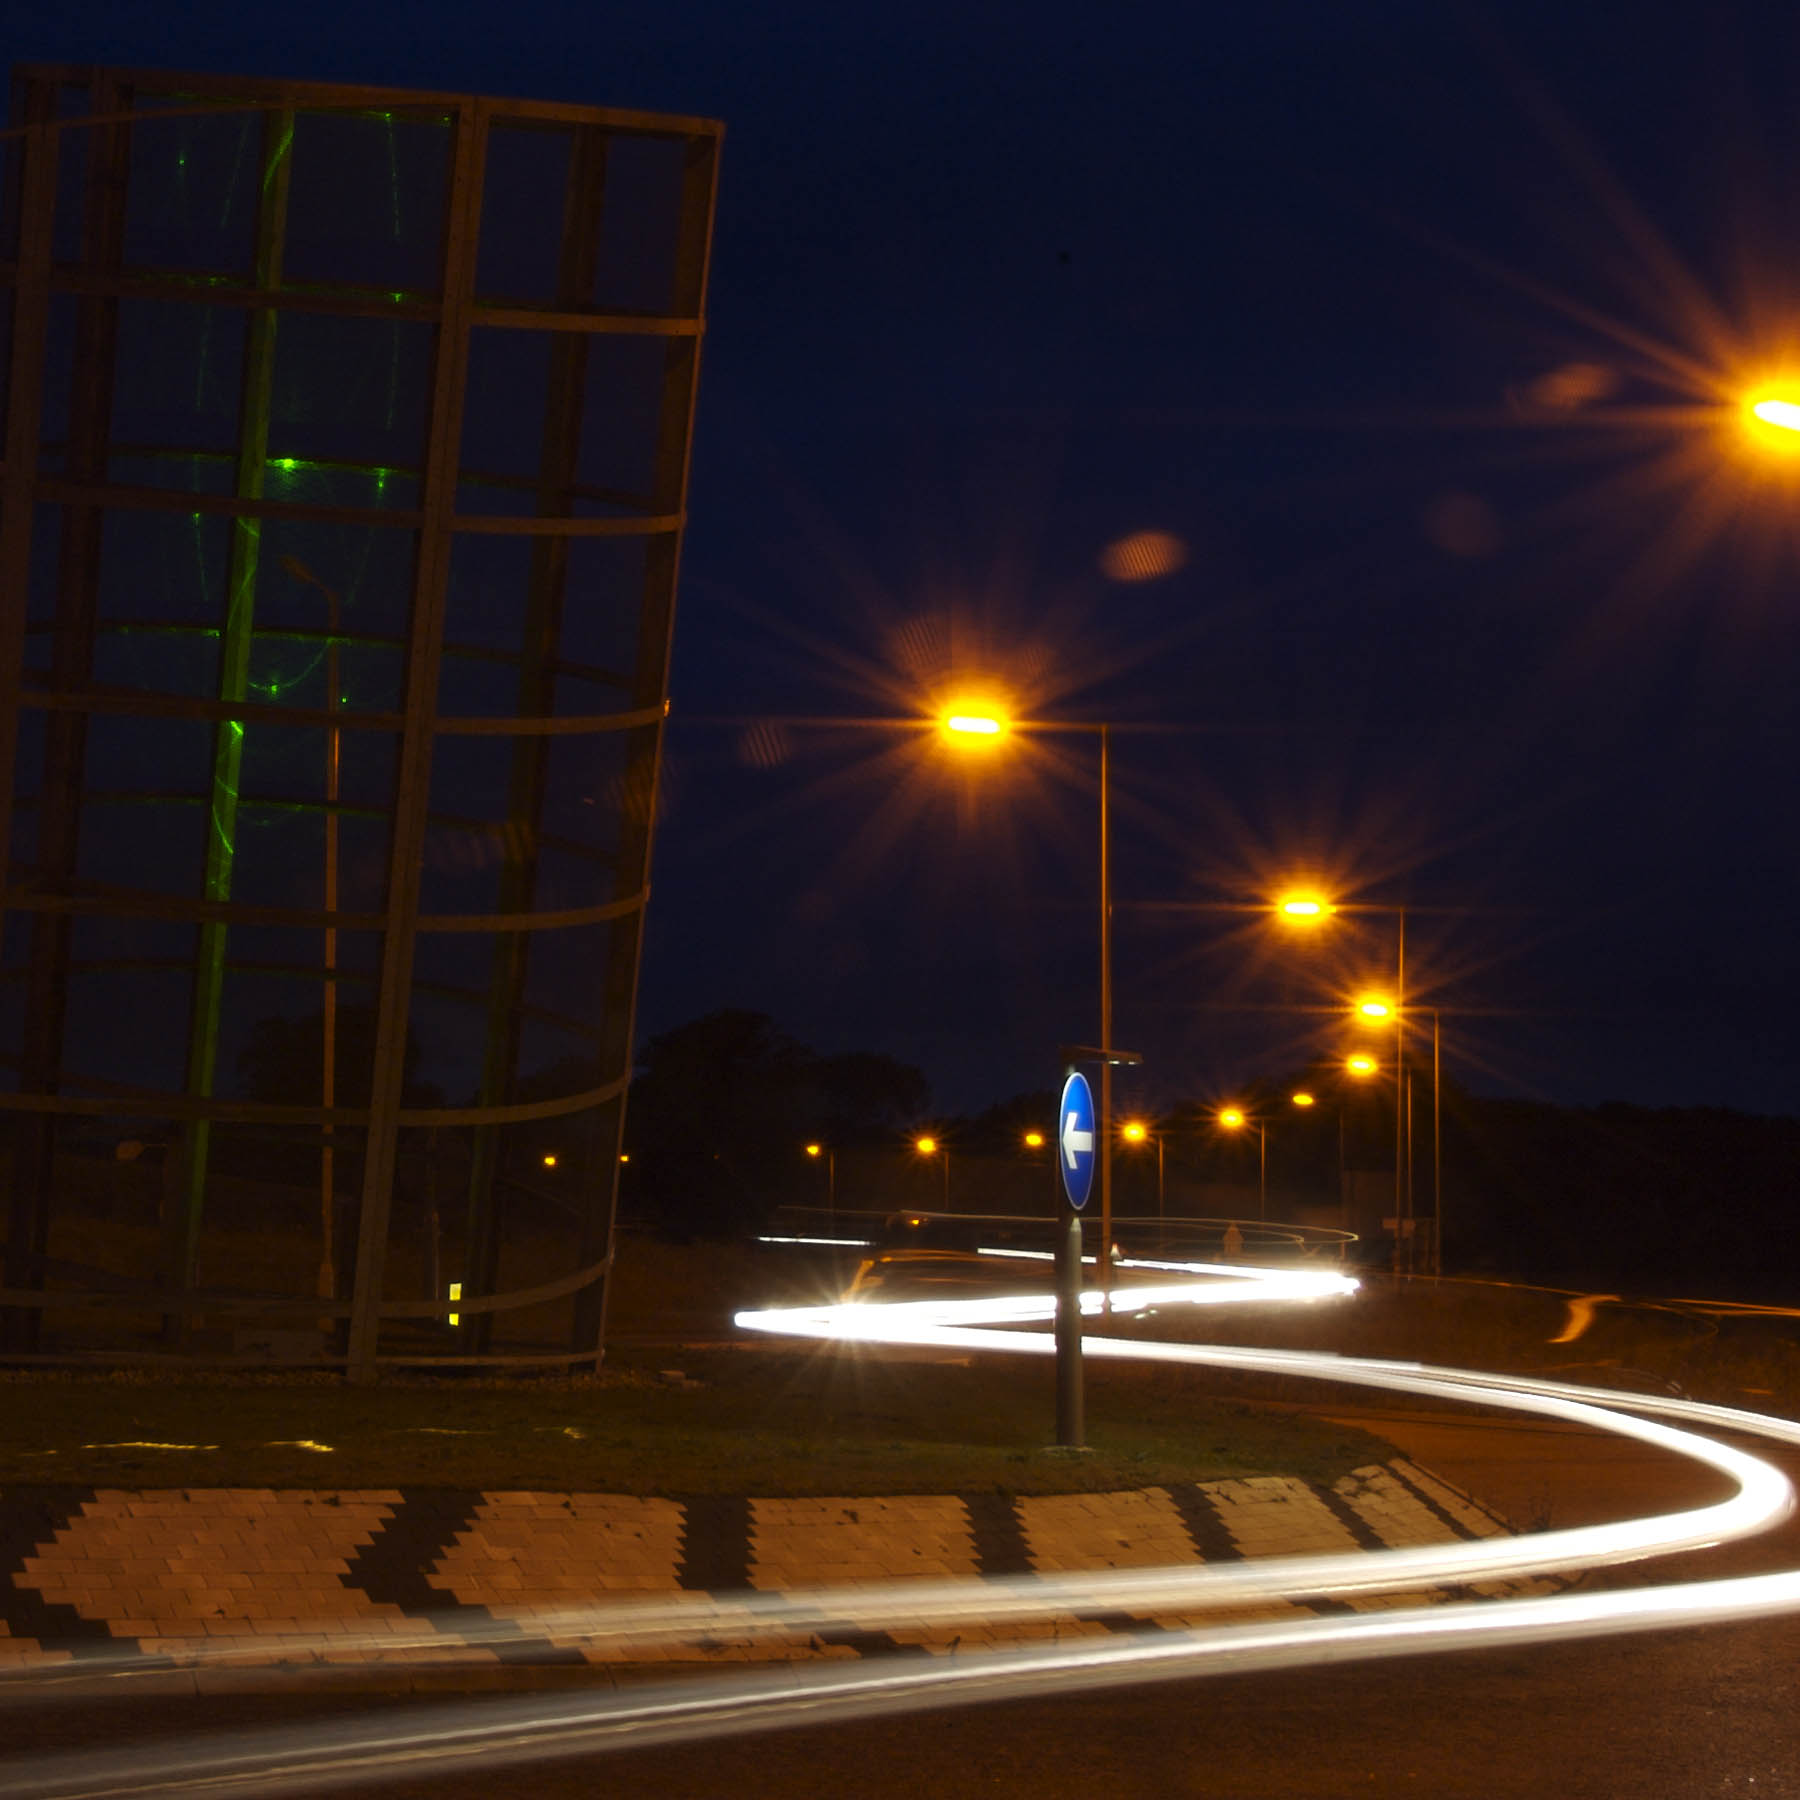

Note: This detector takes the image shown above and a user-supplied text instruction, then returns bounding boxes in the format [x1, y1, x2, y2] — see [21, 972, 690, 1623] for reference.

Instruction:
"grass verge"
[0, 1344, 1392, 1495]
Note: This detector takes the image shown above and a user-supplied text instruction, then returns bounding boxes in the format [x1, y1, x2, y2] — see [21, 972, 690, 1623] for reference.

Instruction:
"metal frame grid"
[0, 66, 720, 1377]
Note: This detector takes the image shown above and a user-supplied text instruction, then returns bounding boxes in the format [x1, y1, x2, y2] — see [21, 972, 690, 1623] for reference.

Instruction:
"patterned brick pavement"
[0, 1460, 1559, 1677]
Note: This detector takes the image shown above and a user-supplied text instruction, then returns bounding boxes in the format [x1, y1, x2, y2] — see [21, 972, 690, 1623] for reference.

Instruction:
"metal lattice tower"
[0, 67, 719, 1375]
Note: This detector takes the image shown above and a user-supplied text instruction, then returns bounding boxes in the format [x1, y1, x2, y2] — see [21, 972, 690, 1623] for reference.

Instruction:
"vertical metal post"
[1393, 906, 1406, 1277]
[1432, 1010, 1442, 1278]
[171, 105, 294, 1332]
[1405, 1069, 1414, 1263]
[0, 87, 61, 1354]
[12, 74, 130, 1353]
[1054, 1198, 1084, 1447]
[1258, 1124, 1266, 1221]
[1337, 1109, 1347, 1231]
[571, 127, 719, 1363]
[462, 122, 609, 1352]
[346, 101, 484, 1383]
[320, 580, 340, 1301]
[1055, 1059, 1084, 1449]
[1097, 723, 1111, 1309]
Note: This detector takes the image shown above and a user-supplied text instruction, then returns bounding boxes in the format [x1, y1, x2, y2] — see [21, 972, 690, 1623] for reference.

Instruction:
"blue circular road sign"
[1058, 1070, 1097, 1211]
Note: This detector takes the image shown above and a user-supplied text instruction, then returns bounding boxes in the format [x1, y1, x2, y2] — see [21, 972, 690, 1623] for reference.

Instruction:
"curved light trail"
[5, 1252, 1800, 1798]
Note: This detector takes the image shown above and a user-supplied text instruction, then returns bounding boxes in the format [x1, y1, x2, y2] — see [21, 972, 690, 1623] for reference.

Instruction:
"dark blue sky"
[14, 0, 1800, 1118]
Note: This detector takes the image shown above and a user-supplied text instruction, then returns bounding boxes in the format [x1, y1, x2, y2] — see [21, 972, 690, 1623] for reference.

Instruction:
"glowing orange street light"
[1744, 386, 1800, 454]
[1291, 1091, 1316, 1107]
[1354, 994, 1394, 1022]
[805, 1143, 822, 1157]
[1275, 890, 1335, 924]
[1346, 1052, 1379, 1077]
[1121, 1119, 1148, 1143]
[940, 704, 1010, 744]
[541, 1152, 557, 1168]
[1217, 1107, 1245, 1129]
[914, 1135, 938, 1155]
[1023, 1130, 1045, 1149]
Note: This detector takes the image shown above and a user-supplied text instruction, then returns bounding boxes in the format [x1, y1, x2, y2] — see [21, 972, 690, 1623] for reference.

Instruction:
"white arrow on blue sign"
[1058, 1069, 1096, 1211]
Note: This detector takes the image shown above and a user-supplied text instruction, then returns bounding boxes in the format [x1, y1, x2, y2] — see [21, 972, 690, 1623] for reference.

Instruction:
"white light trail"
[6, 1252, 1800, 1798]
[753, 1234, 874, 1248]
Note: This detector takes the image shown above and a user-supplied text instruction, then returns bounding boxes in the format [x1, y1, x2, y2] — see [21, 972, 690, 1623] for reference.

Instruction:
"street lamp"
[1276, 892, 1412, 1272]
[1275, 890, 1335, 924]
[942, 708, 1010, 742]
[1216, 1105, 1265, 1220]
[1120, 1117, 1165, 1218]
[805, 1141, 836, 1214]
[914, 1134, 949, 1209]
[1292, 1088, 1350, 1231]
[941, 702, 1124, 1307]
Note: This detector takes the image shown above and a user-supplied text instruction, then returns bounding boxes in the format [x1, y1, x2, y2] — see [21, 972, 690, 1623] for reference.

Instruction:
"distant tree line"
[620, 1017, 1800, 1302]
[620, 1011, 932, 1239]
[1228, 1059, 1800, 1301]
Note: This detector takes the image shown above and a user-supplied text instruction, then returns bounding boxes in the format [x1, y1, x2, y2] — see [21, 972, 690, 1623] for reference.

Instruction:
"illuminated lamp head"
[1743, 383, 1800, 456]
[1275, 890, 1335, 925]
[1218, 1107, 1246, 1130]
[940, 702, 1010, 747]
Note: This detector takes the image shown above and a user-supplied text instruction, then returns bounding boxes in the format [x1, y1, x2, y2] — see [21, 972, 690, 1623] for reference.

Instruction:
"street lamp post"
[1427, 1008, 1442, 1276]
[1121, 1119, 1164, 1219]
[1292, 1088, 1350, 1234]
[943, 710, 1121, 1304]
[805, 1142, 835, 1216]
[1217, 1106, 1265, 1220]
[914, 1135, 948, 1210]
[1277, 891, 1417, 1272]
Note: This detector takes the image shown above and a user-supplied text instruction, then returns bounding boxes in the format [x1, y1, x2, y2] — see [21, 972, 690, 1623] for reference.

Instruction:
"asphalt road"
[10, 1405, 1799, 1799]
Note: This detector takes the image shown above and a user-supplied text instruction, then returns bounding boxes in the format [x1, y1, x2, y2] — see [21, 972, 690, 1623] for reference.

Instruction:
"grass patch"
[0, 1345, 1391, 1496]
[14, 1236, 1784, 1496]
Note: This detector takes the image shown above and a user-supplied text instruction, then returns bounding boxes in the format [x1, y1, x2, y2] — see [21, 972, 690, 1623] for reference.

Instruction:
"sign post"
[1054, 1066, 1096, 1448]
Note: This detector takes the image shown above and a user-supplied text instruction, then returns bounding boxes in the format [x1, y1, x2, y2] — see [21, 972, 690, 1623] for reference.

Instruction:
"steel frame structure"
[0, 67, 719, 1377]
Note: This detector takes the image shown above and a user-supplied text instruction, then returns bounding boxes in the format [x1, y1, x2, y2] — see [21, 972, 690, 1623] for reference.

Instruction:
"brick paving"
[0, 1459, 1560, 1676]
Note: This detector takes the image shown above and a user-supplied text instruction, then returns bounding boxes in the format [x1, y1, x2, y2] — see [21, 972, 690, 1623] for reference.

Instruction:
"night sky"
[12, 0, 1800, 1120]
